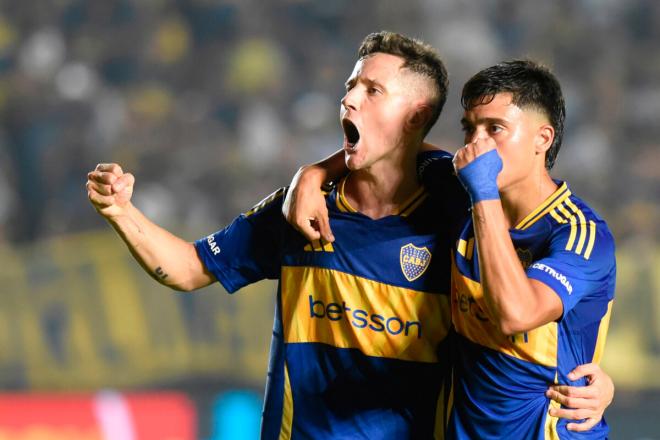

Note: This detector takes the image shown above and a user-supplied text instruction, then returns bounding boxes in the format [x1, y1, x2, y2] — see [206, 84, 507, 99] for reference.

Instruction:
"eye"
[367, 87, 381, 95]
[489, 125, 504, 135]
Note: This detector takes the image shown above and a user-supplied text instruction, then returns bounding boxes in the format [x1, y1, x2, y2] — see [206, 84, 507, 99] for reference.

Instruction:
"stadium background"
[0, 0, 658, 438]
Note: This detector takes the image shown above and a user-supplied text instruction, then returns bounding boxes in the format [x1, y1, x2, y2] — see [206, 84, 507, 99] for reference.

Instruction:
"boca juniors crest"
[400, 243, 432, 282]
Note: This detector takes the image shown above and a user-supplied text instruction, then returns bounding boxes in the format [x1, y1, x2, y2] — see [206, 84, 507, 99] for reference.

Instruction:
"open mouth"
[342, 119, 360, 150]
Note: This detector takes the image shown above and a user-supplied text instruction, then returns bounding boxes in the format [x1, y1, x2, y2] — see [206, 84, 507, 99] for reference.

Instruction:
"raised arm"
[86, 163, 214, 291]
[453, 139, 562, 335]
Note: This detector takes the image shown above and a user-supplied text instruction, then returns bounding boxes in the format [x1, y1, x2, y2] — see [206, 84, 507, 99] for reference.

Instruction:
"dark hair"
[358, 31, 449, 136]
[461, 60, 566, 170]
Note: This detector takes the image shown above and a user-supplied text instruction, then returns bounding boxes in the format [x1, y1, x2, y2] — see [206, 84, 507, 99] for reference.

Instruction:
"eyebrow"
[344, 76, 387, 91]
[461, 116, 509, 126]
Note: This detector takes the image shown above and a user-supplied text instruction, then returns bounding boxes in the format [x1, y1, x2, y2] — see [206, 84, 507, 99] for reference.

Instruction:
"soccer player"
[284, 61, 616, 438]
[448, 60, 615, 439]
[88, 32, 455, 438]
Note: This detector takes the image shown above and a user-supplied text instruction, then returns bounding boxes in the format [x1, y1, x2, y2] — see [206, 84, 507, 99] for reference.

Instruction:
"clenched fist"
[86, 163, 135, 219]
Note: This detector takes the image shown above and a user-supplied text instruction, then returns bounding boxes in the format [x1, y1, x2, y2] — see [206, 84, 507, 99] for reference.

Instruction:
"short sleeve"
[194, 188, 285, 293]
[526, 220, 616, 319]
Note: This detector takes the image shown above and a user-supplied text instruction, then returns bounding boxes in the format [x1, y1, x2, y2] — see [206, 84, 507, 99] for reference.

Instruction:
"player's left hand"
[452, 137, 502, 204]
[545, 363, 614, 432]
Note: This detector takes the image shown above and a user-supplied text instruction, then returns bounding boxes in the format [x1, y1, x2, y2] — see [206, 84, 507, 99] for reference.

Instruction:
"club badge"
[400, 243, 432, 282]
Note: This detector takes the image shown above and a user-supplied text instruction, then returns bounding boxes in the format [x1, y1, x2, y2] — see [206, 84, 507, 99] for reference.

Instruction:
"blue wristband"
[456, 149, 503, 203]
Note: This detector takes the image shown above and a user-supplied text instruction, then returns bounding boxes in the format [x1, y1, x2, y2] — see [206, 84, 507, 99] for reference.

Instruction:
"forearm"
[107, 203, 212, 291]
[472, 201, 545, 334]
[298, 148, 347, 185]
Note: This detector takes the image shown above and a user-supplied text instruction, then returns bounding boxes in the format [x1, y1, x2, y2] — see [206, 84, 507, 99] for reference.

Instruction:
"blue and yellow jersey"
[195, 176, 455, 439]
[449, 181, 616, 440]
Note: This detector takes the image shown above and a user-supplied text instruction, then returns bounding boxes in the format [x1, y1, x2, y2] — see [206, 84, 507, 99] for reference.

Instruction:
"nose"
[341, 89, 358, 111]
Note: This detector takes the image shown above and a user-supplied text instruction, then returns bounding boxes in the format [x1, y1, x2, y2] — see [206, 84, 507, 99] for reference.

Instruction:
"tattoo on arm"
[154, 266, 169, 280]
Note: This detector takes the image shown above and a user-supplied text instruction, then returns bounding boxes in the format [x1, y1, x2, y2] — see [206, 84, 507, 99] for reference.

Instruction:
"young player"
[448, 59, 615, 439]
[88, 31, 455, 438]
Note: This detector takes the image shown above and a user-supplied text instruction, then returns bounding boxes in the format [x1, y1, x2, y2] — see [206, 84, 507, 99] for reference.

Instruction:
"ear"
[406, 104, 432, 133]
[535, 124, 554, 155]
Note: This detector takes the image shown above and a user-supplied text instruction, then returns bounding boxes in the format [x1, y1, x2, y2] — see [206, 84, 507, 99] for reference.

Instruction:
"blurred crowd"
[0, 0, 657, 247]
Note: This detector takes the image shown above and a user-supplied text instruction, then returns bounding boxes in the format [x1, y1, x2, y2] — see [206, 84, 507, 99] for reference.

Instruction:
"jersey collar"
[335, 175, 428, 218]
[513, 181, 571, 230]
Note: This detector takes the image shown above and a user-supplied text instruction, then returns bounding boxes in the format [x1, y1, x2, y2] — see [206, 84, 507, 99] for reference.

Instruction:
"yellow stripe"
[516, 182, 570, 230]
[466, 238, 474, 260]
[544, 372, 560, 440]
[338, 177, 357, 213]
[336, 197, 348, 213]
[457, 239, 467, 258]
[557, 203, 577, 251]
[281, 266, 451, 362]
[246, 187, 286, 217]
[400, 192, 428, 217]
[433, 374, 450, 440]
[565, 199, 587, 254]
[592, 300, 613, 363]
[278, 362, 293, 440]
[584, 220, 597, 260]
[548, 208, 565, 224]
[398, 187, 427, 217]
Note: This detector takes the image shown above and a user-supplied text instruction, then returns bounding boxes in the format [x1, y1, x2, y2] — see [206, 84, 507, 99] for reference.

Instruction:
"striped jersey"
[448, 181, 616, 440]
[195, 175, 456, 439]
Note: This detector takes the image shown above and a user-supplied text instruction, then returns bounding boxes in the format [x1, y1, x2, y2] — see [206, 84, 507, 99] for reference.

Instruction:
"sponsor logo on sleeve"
[530, 262, 572, 294]
[207, 234, 221, 255]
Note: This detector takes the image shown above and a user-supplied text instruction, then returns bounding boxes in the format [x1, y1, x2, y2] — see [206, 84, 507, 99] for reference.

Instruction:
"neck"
[344, 144, 422, 219]
[500, 170, 558, 229]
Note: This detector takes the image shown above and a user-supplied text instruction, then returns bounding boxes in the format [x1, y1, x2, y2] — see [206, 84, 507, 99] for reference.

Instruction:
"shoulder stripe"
[516, 182, 571, 230]
[548, 208, 566, 224]
[565, 199, 588, 254]
[245, 187, 286, 217]
[584, 220, 597, 260]
[556, 203, 578, 251]
[556, 198, 598, 259]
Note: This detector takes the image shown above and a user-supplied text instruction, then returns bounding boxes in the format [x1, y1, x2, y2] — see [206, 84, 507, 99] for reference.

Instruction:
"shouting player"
[88, 32, 455, 438]
[285, 60, 616, 438]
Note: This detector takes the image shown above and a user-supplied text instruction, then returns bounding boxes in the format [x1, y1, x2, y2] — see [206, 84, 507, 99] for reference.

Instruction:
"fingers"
[546, 391, 593, 412]
[88, 171, 118, 185]
[95, 163, 123, 176]
[316, 208, 334, 242]
[453, 137, 498, 171]
[567, 363, 600, 381]
[547, 384, 597, 401]
[87, 188, 115, 208]
[86, 179, 113, 196]
[297, 218, 321, 242]
[113, 173, 134, 193]
[549, 406, 593, 421]
[567, 418, 600, 432]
